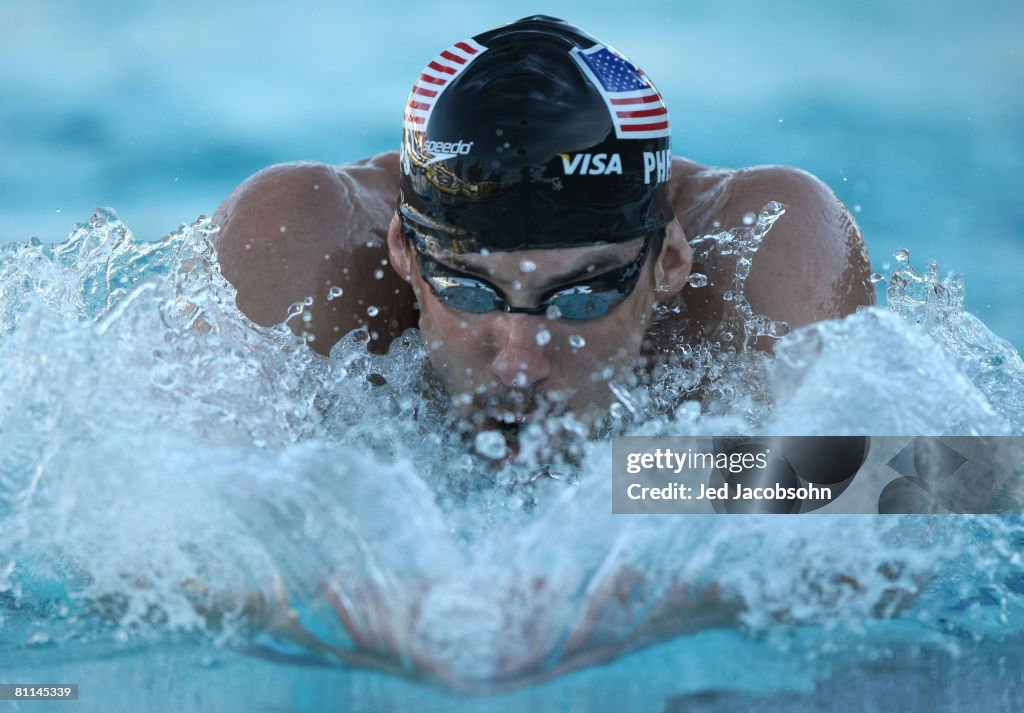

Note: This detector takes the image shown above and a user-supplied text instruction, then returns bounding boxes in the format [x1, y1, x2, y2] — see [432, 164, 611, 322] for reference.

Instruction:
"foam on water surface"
[1, 209, 1023, 694]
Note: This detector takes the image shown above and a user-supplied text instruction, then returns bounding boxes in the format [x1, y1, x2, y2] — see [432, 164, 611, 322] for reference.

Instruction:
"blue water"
[2, 1, 1024, 710]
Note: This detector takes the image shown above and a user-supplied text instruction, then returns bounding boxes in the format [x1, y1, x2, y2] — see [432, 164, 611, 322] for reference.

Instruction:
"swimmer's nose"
[491, 314, 552, 389]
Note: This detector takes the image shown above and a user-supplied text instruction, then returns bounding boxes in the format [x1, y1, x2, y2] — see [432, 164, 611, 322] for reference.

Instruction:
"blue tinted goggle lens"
[547, 288, 619, 319]
[439, 283, 501, 313]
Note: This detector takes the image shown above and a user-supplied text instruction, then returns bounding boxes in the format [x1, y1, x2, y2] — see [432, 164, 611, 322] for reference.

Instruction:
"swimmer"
[207, 17, 881, 686]
[212, 15, 873, 433]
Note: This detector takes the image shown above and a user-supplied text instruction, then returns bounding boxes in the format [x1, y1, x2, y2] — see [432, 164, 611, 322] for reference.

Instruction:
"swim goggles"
[403, 224, 663, 320]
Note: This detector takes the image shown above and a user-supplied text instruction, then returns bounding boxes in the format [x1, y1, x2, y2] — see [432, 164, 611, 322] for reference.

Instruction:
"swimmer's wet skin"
[209, 15, 876, 688]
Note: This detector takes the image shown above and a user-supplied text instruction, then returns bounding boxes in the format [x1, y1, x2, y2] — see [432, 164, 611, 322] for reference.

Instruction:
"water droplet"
[569, 334, 586, 349]
[512, 279, 522, 290]
[736, 257, 752, 280]
[854, 204, 862, 213]
[313, 184, 320, 190]
[27, 631, 50, 645]
[474, 430, 508, 459]
[367, 306, 379, 317]
[519, 259, 537, 273]
[535, 328, 551, 346]
[723, 291, 735, 302]
[327, 286, 344, 300]
[870, 273, 885, 283]
[374, 269, 384, 280]
[894, 248, 910, 264]
[777, 117, 784, 124]
[279, 225, 287, 233]
[687, 273, 708, 288]
[302, 312, 312, 323]
[721, 331, 734, 342]
[742, 212, 756, 226]
[546, 305, 562, 320]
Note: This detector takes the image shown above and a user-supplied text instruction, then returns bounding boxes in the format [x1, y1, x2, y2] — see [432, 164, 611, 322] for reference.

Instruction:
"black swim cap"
[399, 16, 674, 254]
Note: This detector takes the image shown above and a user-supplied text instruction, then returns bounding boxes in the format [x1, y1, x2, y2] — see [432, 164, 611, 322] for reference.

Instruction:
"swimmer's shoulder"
[212, 153, 416, 355]
[214, 153, 400, 249]
[668, 157, 875, 346]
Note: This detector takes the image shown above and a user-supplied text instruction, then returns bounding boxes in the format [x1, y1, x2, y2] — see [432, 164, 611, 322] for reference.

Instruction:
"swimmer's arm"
[187, 565, 916, 694]
[509, 559, 921, 690]
[211, 154, 416, 355]
[178, 575, 411, 672]
[313, 570, 744, 694]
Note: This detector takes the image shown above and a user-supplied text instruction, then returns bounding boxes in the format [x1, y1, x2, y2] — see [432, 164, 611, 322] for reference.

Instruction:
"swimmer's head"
[390, 18, 691, 434]
[398, 15, 674, 254]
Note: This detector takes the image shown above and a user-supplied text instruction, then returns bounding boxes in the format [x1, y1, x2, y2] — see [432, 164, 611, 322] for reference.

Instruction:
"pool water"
[1, 211, 1022, 711]
[2, 629, 1021, 712]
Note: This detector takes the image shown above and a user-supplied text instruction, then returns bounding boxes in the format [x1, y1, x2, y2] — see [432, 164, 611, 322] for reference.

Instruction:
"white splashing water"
[0, 209, 1022, 691]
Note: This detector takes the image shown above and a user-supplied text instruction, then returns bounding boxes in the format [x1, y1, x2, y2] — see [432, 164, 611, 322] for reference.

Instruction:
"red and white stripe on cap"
[570, 44, 670, 140]
[404, 38, 488, 133]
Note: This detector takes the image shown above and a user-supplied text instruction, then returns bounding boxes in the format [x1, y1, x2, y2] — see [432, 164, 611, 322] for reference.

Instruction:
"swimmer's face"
[388, 217, 692, 429]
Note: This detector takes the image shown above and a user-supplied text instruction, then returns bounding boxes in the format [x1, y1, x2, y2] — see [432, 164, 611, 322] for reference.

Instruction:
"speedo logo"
[424, 139, 474, 165]
[560, 152, 623, 176]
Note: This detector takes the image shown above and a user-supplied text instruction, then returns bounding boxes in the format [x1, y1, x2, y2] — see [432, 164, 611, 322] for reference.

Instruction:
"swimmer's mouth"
[483, 411, 529, 433]
[472, 394, 537, 428]
[465, 388, 572, 436]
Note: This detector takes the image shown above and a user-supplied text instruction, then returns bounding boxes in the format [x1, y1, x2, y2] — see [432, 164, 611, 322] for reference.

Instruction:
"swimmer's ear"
[653, 219, 692, 297]
[387, 214, 414, 283]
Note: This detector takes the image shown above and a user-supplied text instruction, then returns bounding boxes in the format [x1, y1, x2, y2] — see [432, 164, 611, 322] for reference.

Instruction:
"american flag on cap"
[570, 44, 670, 139]
[404, 38, 488, 132]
